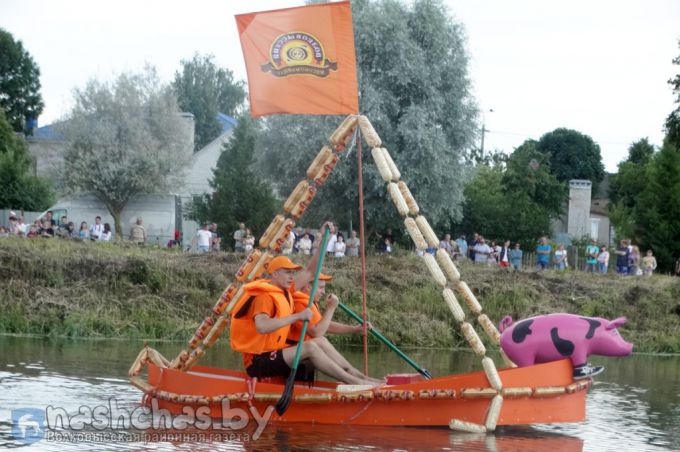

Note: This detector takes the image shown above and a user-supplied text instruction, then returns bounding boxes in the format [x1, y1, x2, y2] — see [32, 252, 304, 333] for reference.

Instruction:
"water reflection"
[0, 336, 678, 451]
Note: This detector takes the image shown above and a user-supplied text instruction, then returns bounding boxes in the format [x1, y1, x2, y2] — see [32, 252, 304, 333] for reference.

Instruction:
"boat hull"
[136, 359, 587, 427]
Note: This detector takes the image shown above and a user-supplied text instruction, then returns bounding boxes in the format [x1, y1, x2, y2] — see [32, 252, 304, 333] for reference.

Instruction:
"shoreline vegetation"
[1, 238, 679, 353]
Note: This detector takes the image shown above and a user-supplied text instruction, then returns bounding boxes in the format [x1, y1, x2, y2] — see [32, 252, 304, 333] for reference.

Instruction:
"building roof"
[216, 113, 237, 133]
[26, 113, 236, 142]
[27, 123, 64, 142]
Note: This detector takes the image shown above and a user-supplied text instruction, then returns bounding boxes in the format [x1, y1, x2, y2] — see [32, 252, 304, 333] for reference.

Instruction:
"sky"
[1, 0, 678, 172]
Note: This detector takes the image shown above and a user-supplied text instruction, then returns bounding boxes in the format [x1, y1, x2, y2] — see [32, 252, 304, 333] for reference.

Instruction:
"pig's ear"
[606, 317, 627, 330]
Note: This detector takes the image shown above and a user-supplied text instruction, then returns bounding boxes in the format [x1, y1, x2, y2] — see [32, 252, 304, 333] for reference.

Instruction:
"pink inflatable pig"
[499, 313, 633, 368]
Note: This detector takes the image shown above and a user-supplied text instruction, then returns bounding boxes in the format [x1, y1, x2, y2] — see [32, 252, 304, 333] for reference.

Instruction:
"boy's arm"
[254, 309, 312, 334]
[307, 295, 339, 337]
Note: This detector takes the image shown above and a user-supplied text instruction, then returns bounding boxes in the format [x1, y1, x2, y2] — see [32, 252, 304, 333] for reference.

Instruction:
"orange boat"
[130, 356, 588, 428]
[128, 114, 594, 431]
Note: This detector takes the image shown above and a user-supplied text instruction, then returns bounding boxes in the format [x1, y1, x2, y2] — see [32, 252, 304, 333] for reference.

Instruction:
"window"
[590, 218, 600, 240]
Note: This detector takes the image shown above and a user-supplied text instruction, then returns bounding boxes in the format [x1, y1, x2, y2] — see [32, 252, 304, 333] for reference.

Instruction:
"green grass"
[1, 236, 679, 352]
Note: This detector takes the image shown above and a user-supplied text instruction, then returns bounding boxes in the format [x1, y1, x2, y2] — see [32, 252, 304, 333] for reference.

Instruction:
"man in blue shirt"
[536, 236, 551, 271]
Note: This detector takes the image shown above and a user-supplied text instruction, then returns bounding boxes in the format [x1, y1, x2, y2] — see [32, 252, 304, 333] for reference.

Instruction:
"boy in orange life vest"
[230, 225, 380, 386]
[288, 273, 381, 383]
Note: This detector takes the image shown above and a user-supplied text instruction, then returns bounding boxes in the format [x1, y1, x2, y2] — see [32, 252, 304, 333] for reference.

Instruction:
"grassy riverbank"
[1, 237, 679, 353]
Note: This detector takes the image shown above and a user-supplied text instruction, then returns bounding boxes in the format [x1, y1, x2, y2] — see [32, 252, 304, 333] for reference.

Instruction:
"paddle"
[275, 225, 331, 416]
[337, 302, 433, 380]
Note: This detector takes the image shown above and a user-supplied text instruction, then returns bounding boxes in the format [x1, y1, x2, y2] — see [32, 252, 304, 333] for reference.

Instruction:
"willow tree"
[60, 67, 191, 238]
[253, 0, 478, 237]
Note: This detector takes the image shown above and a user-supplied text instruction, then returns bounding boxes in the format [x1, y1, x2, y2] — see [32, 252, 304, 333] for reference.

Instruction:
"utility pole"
[480, 124, 486, 161]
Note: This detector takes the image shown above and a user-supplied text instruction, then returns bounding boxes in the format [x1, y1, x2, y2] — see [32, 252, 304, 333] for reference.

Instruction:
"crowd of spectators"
[6, 212, 679, 277]
[1, 210, 119, 242]
[436, 231, 665, 276]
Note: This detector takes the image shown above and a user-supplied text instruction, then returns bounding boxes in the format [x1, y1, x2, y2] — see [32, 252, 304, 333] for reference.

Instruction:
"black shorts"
[246, 350, 315, 382]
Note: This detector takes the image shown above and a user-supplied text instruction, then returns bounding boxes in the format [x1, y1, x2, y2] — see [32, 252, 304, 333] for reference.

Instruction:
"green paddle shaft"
[337, 301, 432, 379]
[289, 226, 331, 372]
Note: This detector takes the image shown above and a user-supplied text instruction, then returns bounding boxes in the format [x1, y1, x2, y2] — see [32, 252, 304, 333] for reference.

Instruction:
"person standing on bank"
[90, 216, 104, 240]
[509, 243, 523, 271]
[345, 230, 360, 257]
[233, 223, 246, 253]
[129, 217, 146, 244]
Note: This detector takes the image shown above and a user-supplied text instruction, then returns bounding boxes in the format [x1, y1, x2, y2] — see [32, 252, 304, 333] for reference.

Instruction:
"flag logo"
[261, 32, 338, 78]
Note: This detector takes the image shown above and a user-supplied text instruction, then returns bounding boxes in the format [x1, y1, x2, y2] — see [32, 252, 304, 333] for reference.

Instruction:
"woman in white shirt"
[553, 244, 568, 270]
[99, 223, 113, 241]
[334, 234, 346, 257]
[296, 233, 312, 255]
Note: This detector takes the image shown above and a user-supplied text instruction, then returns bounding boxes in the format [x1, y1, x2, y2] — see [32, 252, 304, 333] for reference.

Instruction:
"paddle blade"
[419, 368, 433, 380]
[275, 371, 296, 415]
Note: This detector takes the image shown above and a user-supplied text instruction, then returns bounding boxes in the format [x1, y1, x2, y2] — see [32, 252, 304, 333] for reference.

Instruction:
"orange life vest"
[229, 279, 294, 355]
[288, 291, 322, 342]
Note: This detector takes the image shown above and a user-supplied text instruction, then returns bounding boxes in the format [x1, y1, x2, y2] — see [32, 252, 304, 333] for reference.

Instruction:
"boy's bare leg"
[281, 339, 377, 385]
[314, 337, 384, 383]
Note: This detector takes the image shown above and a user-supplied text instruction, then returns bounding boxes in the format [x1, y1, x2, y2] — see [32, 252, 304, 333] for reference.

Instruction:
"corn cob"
[371, 147, 393, 182]
[388, 182, 409, 216]
[482, 357, 502, 390]
[329, 115, 358, 151]
[404, 217, 427, 250]
[485, 395, 503, 431]
[235, 249, 262, 282]
[436, 249, 460, 281]
[358, 115, 381, 148]
[442, 288, 465, 322]
[478, 314, 501, 344]
[306, 146, 336, 180]
[398, 181, 419, 215]
[423, 253, 447, 287]
[415, 215, 439, 248]
[457, 281, 482, 315]
[381, 147, 401, 181]
[461, 322, 486, 356]
[259, 214, 285, 249]
[283, 180, 310, 214]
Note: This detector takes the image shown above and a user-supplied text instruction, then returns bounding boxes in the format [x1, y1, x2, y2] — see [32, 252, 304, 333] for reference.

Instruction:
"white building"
[27, 113, 236, 244]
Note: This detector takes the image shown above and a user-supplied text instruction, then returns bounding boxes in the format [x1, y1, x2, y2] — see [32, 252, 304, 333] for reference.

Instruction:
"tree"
[189, 115, 277, 248]
[610, 138, 655, 207]
[253, 0, 478, 234]
[59, 67, 191, 238]
[0, 107, 53, 210]
[173, 54, 247, 151]
[0, 29, 44, 134]
[665, 40, 680, 148]
[631, 142, 680, 271]
[459, 140, 566, 247]
[536, 128, 605, 192]
[608, 138, 655, 241]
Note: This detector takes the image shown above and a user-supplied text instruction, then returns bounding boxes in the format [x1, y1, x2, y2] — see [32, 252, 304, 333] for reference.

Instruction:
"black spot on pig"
[512, 319, 534, 343]
[551, 328, 575, 356]
[580, 317, 601, 339]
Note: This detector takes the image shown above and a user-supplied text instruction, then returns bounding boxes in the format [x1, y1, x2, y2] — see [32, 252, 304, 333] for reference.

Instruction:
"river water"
[0, 336, 678, 451]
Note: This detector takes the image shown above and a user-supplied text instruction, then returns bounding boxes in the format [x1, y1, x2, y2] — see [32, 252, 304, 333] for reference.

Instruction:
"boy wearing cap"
[288, 272, 380, 383]
[230, 222, 378, 386]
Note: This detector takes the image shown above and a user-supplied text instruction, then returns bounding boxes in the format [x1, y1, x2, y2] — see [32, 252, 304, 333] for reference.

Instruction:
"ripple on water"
[0, 337, 678, 451]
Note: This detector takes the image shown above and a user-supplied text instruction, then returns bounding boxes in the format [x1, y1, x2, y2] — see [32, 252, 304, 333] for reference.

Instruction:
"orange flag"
[236, 1, 359, 117]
